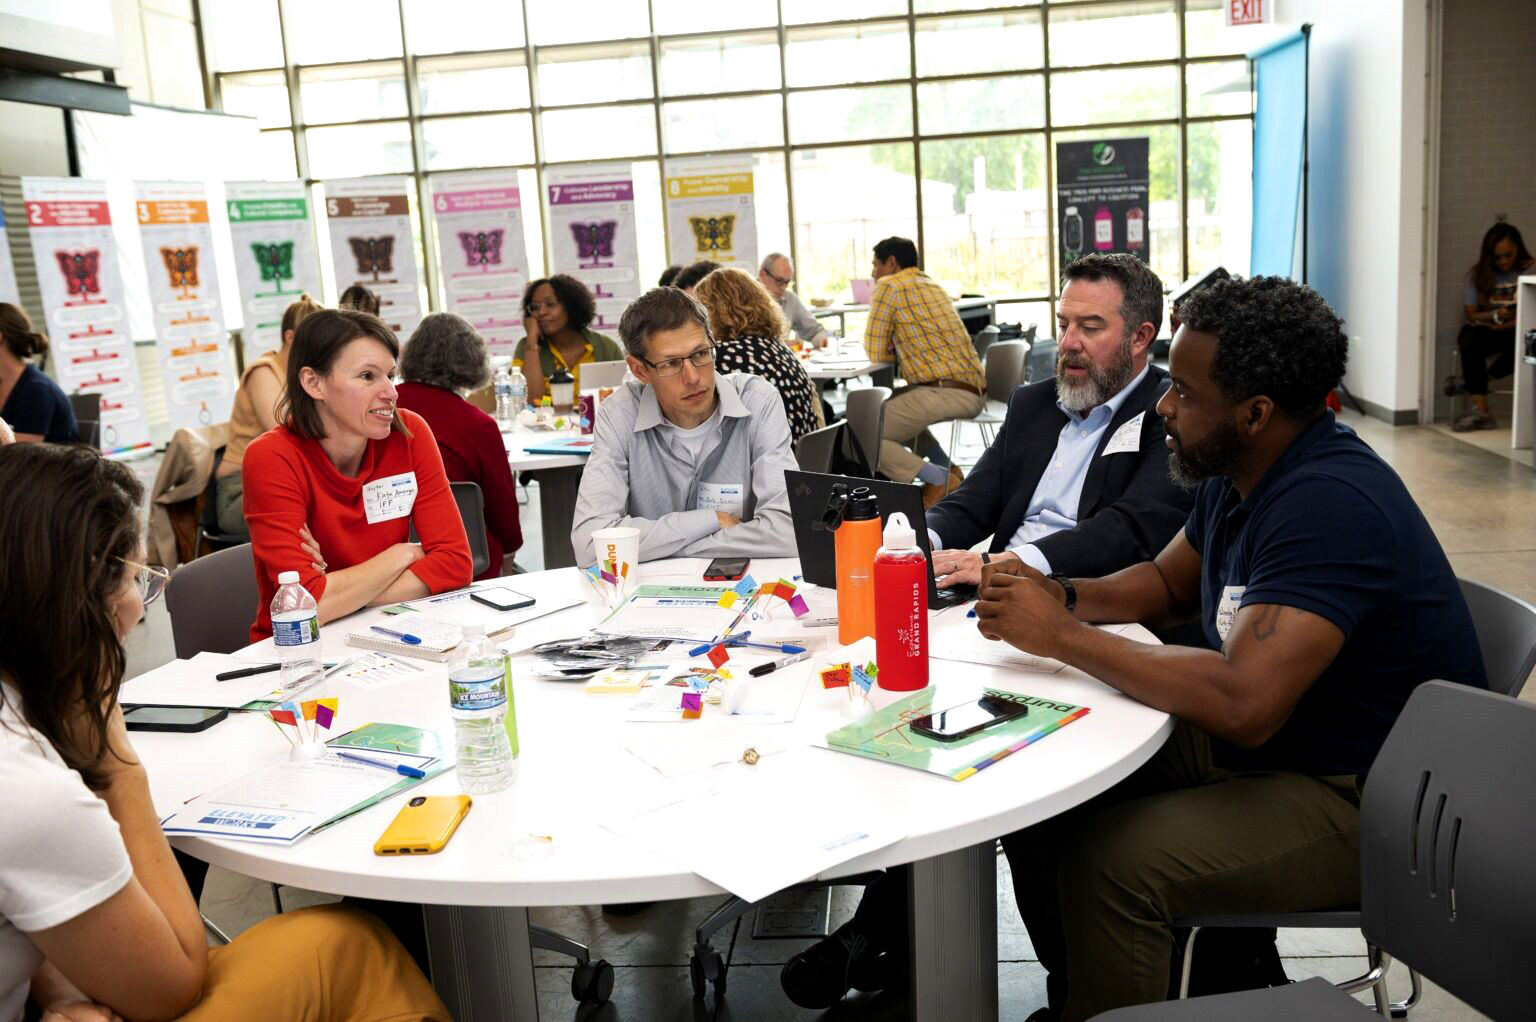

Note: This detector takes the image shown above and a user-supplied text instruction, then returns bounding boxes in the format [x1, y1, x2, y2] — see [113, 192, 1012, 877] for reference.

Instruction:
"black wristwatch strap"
[1048, 572, 1078, 614]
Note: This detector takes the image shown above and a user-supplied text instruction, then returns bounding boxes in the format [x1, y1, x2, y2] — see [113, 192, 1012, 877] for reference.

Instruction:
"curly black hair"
[672, 260, 721, 291]
[522, 274, 597, 332]
[1176, 275, 1348, 420]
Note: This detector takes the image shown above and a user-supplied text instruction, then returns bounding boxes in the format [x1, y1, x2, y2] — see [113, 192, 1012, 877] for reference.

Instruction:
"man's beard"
[1166, 419, 1244, 488]
[1056, 335, 1136, 412]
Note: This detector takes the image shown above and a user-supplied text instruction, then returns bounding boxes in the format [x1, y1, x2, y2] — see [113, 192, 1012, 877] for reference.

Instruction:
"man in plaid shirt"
[862, 237, 985, 506]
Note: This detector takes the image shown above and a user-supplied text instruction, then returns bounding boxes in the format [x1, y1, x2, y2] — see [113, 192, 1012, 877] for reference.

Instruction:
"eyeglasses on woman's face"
[641, 345, 715, 378]
[120, 559, 171, 607]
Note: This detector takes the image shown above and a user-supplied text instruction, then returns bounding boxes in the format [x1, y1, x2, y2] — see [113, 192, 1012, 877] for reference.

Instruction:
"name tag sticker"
[362, 471, 418, 525]
[697, 482, 745, 516]
[1101, 411, 1145, 456]
[1216, 585, 1245, 642]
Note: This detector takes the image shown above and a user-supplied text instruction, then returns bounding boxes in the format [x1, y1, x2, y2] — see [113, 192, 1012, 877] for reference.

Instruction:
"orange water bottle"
[873, 512, 928, 690]
[833, 487, 881, 645]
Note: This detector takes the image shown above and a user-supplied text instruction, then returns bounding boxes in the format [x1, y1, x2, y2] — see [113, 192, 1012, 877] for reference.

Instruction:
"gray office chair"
[410, 480, 492, 578]
[1092, 681, 1536, 1021]
[795, 421, 845, 473]
[164, 542, 260, 659]
[972, 323, 1001, 362]
[943, 339, 1030, 466]
[1165, 575, 1536, 1014]
[842, 385, 890, 478]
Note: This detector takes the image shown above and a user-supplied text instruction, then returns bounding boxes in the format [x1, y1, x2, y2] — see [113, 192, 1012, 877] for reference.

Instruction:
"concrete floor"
[125, 409, 1527, 1020]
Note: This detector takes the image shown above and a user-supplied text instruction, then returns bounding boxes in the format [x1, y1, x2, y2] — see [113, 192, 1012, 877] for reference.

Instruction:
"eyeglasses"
[121, 559, 171, 607]
[763, 269, 792, 288]
[641, 345, 715, 378]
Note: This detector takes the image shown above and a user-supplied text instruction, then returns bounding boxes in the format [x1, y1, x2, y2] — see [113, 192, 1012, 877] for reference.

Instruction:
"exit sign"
[1226, 0, 1270, 26]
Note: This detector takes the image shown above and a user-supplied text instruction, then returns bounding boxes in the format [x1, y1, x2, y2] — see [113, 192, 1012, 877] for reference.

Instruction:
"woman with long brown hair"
[213, 294, 322, 538]
[1452, 222, 1534, 431]
[0, 442, 447, 1021]
[0, 303, 77, 443]
[692, 267, 821, 440]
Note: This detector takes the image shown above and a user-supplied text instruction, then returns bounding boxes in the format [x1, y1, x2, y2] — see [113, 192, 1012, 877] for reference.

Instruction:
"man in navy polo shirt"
[974, 275, 1486, 1021]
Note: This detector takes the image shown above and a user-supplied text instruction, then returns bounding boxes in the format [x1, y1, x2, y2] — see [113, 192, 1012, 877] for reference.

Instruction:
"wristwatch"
[1047, 572, 1078, 614]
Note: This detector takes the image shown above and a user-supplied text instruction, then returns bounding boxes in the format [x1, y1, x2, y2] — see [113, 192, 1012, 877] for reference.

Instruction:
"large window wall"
[203, 0, 1253, 329]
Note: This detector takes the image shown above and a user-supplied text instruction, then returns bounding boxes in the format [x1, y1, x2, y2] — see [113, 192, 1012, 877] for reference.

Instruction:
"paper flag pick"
[600, 570, 617, 584]
[620, 562, 630, 579]
[717, 589, 738, 609]
[681, 691, 702, 712]
[270, 708, 297, 726]
[706, 644, 730, 669]
[734, 575, 757, 597]
[315, 698, 337, 730]
[300, 699, 319, 721]
[776, 578, 797, 598]
[787, 593, 810, 618]
[851, 664, 875, 693]
[819, 664, 851, 689]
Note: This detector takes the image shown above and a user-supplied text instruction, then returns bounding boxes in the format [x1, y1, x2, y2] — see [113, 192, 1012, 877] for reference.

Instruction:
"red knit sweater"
[242, 408, 473, 640]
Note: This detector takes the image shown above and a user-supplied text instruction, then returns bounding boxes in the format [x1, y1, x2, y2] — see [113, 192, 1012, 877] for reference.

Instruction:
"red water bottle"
[873, 512, 928, 691]
[833, 487, 882, 645]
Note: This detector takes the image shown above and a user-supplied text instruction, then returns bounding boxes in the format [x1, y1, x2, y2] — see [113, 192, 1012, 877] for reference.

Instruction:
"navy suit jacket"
[926, 365, 1194, 579]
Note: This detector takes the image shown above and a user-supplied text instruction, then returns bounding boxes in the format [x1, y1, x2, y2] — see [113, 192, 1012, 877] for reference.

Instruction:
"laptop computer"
[579, 360, 629, 391]
[785, 469, 976, 609]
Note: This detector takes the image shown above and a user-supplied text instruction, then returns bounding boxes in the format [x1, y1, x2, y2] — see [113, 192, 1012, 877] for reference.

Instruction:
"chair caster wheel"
[689, 946, 727, 999]
[689, 955, 706, 999]
[571, 958, 613, 1004]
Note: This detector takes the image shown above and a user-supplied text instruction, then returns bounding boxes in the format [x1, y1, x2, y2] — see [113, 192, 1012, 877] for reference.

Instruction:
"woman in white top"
[0, 442, 447, 1022]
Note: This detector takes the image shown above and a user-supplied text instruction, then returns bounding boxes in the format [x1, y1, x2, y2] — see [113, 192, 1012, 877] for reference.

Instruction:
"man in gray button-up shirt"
[571, 287, 799, 563]
[760, 252, 829, 347]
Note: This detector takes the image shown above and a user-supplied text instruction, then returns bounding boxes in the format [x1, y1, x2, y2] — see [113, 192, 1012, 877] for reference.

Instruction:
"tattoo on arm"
[1250, 604, 1283, 642]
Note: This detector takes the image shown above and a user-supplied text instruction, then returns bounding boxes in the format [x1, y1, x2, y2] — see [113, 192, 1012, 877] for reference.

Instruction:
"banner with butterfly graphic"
[545, 162, 641, 333]
[21, 177, 152, 455]
[0, 205, 19, 306]
[322, 176, 424, 340]
[664, 156, 757, 273]
[134, 182, 237, 430]
[426, 170, 532, 361]
[226, 180, 324, 359]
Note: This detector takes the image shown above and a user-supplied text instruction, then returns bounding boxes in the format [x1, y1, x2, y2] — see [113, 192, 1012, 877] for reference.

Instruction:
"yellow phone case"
[374, 795, 472, 855]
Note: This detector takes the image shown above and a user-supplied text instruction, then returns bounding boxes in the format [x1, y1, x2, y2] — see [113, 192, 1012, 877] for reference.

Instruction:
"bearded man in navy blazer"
[780, 253, 1199, 1010]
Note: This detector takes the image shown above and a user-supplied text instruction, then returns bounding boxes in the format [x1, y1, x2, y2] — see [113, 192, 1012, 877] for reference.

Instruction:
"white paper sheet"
[401, 590, 582, 632]
[603, 772, 905, 903]
[620, 734, 789, 778]
[331, 652, 428, 689]
[929, 621, 1134, 674]
[122, 652, 288, 708]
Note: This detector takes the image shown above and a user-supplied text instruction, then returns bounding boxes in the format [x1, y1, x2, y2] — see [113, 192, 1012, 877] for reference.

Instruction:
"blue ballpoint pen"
[688, 631, 808, 657]
[370, 625, 422, 645]
[335, 751, 427, 779]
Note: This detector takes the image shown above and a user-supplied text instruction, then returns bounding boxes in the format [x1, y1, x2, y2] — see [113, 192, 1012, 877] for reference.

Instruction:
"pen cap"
[278, 570, 299, 584]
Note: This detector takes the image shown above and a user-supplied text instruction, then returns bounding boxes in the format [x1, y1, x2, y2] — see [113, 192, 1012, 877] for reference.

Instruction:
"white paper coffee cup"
[591, 527, 641, 593]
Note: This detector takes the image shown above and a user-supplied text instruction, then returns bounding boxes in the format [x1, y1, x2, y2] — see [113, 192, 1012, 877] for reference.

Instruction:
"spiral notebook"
[344, 612, 468, 661]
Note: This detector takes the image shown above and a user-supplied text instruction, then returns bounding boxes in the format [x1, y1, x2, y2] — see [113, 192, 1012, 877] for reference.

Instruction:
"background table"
[502, 424, 588, 568]
[135, 558, 1170, 1020]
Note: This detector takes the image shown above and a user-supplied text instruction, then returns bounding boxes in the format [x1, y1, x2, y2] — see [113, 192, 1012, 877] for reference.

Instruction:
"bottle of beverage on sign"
[833, 488, 881, 645]
[1062, 206, 1084, 255]
[270, 571, 322, 692]
[1094, 206, 1115, 250]
[493, 362, 515, 430]
[1125, 206, 1146, 251]
[872, 512, 928, 691]
[447, 624, 518, 794]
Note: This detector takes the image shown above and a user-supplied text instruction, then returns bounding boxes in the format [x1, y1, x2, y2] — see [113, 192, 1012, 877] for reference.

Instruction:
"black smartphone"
[470, 586, 536, 612]
[910, 695, 1030, 743]
[123, 705, 229, 733]
[704, 556, 750, 581]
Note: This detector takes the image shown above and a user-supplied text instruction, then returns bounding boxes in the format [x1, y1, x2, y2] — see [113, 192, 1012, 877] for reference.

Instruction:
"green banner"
[227, 197, 308, 222]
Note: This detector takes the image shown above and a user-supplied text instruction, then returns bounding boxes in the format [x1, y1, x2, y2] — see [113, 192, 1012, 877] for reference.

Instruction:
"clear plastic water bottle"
[493, 363, 515, 429]
[447, 624, 518, 794]
[507, 364, 527, 413]
[270, 571, 322, 692]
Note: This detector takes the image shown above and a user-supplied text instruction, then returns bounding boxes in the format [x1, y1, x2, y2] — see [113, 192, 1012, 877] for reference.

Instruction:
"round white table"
[134, 557, 1170, 1020]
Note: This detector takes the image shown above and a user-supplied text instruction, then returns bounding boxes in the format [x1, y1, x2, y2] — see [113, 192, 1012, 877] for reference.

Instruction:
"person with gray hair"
[571, 287, 798, 562]
[759, 252, 828, 347]
[396, 312, 522, 578]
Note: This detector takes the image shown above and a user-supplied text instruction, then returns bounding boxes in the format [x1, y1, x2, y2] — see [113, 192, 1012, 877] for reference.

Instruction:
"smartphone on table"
[123, 705, 228, 733]
[470, 586, 535, 612]
[704, 557, 750, 581]
[910, 694, 1031, 743]
[375, 795, 472, 855]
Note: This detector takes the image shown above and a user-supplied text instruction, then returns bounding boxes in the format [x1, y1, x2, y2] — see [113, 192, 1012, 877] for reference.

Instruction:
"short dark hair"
[658, 264, 683, 287]
[672, 260, 722, 291]
[1061, 253, 1166, 338]
[279, 308, 406, 440]
[618, 287, 713, 360]
[401, 312, 491, 392]
[873, 237, 919, 269]
[522, 274, 596, 332]
[338, 284, 380, 315]
[1176, 275, 1348, 420]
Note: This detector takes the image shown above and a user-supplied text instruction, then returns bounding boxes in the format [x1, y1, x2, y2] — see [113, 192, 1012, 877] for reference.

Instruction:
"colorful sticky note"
[787, 593, 810, 618]
[706, 644, 730, 669]
[270, 708, 297, 726]
[819, 664, 851, 689]
[300, 699, 319, 721]
[734, 575, 757, 597]
[681, 691, 702, 712]
[776, 578, 797, 598]
[717, 589, 738, 609]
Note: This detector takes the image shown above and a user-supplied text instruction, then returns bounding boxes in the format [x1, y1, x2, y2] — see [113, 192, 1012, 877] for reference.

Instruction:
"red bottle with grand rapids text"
[873, 512, 928, 691]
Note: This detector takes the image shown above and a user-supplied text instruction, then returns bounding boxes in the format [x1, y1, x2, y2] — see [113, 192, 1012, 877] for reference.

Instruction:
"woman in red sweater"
[242, 308, 473, 640]
[397, 312, 522, 579]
